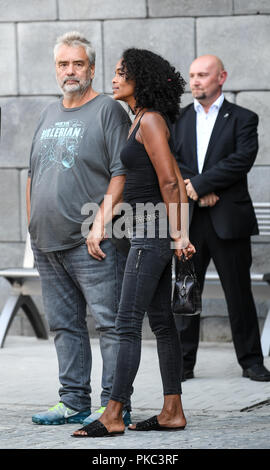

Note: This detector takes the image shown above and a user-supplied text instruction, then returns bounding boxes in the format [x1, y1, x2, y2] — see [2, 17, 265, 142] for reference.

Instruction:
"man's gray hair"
[54, 31, 96, 65]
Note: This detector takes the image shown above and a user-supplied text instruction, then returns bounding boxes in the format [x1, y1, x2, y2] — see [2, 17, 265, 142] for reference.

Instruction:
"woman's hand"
[173, 239, 196, 260]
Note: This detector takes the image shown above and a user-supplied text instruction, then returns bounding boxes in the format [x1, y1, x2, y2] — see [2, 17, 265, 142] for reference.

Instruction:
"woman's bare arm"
[137, 112, 195, 257]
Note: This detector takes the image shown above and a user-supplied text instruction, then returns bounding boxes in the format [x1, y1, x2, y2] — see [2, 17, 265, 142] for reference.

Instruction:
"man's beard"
[192, 90, 207, 100]
[59, 75, 92, 95]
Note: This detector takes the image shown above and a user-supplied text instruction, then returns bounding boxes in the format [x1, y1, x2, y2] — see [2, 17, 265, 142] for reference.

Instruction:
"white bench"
[0, 203, 270, 353]
[0, 234, 46, 348]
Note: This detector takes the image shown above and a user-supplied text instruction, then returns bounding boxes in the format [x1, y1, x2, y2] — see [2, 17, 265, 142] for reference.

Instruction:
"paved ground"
[0, 336, 269, 456]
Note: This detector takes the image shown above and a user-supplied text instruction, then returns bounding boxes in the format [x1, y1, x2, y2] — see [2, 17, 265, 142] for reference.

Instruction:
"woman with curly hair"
[73, 48, 195, 437]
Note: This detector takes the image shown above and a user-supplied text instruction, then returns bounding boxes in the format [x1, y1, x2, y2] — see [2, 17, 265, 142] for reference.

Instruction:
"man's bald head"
[189, 55, 227, 110]
[191, 55, 225, 73]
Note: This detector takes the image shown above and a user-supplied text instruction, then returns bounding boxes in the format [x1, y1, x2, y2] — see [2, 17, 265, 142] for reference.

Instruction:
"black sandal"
[128, 415, 185, 432]
[72, 420, 125, 438]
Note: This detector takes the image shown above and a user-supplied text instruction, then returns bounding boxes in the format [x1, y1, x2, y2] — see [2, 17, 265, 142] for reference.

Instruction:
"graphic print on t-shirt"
[36, 119, 85, 184]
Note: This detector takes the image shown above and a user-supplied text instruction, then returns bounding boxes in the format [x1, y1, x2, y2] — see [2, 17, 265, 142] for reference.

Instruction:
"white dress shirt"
[194, 94, 224, 173]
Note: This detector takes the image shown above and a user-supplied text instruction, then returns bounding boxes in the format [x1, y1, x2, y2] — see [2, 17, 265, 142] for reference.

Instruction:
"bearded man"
[27, 32, 132, 425]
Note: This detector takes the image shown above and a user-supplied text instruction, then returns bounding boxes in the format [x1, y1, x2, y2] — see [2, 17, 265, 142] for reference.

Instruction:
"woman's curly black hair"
[121, 48, 186, 122]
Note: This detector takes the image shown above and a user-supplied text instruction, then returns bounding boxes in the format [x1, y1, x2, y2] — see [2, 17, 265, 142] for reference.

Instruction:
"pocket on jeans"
[125, 247, 144, 274]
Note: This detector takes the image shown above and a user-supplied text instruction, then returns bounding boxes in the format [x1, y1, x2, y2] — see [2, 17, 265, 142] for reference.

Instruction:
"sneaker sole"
[32, 416, 88, 425]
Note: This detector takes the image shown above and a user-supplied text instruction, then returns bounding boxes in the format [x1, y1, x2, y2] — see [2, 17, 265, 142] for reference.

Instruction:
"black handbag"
[172, 255, 202, 316]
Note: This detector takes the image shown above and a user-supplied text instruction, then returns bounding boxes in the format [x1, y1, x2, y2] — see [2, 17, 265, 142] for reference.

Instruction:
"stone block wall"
[0, 0, 269, 341]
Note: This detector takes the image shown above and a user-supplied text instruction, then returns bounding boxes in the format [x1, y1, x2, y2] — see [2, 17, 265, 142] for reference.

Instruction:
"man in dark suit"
[173, 54, 270, 382]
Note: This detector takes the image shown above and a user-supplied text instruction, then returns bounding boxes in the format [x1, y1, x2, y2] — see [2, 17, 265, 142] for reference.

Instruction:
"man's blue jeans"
[32, 239, 128, 412]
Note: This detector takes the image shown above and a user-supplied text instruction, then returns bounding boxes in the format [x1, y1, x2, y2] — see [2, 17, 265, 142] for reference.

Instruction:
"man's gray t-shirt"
[29, 94, 130, 252]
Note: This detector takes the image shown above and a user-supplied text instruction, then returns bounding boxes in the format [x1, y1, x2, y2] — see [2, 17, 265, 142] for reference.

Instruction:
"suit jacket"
[172, 98, 259, 239]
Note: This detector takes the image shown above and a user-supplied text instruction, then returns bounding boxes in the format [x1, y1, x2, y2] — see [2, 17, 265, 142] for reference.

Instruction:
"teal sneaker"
[32, 402, 91, 425]
[82, 406, 132, 426]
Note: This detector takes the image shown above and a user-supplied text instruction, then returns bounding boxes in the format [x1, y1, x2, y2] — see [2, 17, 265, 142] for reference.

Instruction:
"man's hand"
[184, 178, 219, 207]
[199, 192, 220, 207]
[85, 175, 125, 261]
[86, 223, 107, 261]
[184, 179, 199, 201]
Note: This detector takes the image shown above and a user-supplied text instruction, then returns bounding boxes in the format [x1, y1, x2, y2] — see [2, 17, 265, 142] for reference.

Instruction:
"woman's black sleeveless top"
[120, 112, 174, 209]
